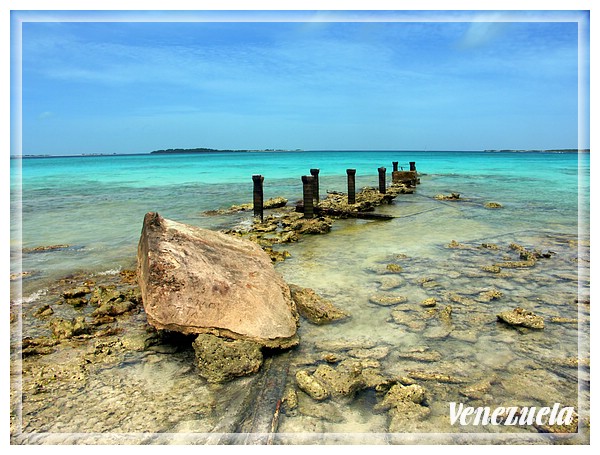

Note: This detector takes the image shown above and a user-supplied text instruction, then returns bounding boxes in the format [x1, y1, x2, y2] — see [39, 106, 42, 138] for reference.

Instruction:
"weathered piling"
[302, 175, 315, 219]
[346, 169, 356, 204]
[252, 174, 264, 222]
[378, 167, 386, 194]
[392, 161, 399, 172]
[310, 168, 320, 203]
[410, 161, 416, 172]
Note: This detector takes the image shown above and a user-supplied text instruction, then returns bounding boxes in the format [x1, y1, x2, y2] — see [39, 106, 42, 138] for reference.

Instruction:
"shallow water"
[10, 151, 590, 444]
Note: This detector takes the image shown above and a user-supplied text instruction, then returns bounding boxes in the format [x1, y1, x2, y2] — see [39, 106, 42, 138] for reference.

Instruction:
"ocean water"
[10, 150, 590, 442]
[10, 151, 588, 291]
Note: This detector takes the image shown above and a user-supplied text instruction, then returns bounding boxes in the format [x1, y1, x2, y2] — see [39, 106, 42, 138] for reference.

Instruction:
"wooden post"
[252, 174, 264, 222]
[378, 167, 386, 194]
[346, 169, 356, 204]
[409, 161, 416, 172]
[310, 168, 320, 203]
[392, 161, 399, 172]
[301, 175, 315, 219]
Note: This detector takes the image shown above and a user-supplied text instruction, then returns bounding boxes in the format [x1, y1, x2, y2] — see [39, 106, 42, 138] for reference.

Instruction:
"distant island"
[12, 148, 589, 159]
[483, 149, 588, 153]
[150, 147, 303, 154]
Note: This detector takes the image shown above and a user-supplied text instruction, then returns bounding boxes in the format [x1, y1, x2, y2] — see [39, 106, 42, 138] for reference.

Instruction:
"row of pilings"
[252, 161, 418, 221]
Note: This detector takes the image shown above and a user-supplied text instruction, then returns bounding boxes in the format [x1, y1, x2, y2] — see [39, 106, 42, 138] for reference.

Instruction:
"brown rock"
[192, 333, 263, 383]
[312, 360, 366, 397]
[33, 304, 54, 318]
[369, 294, 407, 306]
[50, 316, 90, 340]
[420, 298, 437, 308]
[137, 212, 299, 349]
[435, 193, 460, 200]
[289, 285, 350, 325]
[296, 370, 330, 401]
[484, 202, 503, 209]
[63, 286, 92, 299]
[374, 383, 427, 412]
[497, 307, 544, 329]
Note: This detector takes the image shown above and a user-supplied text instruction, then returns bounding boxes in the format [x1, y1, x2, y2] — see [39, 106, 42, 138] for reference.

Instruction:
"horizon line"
[11, 148, 588, 159]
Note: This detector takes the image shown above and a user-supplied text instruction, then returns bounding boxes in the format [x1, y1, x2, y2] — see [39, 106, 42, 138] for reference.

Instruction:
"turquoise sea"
[10, 150, 591, 442]
[10, 150, 589, 289]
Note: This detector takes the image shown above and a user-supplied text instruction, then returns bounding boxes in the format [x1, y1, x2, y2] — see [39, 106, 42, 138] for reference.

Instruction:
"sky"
[12, 9, 590, 155]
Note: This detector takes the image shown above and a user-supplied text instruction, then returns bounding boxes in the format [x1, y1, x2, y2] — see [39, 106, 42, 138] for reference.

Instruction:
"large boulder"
[137, 212, 299, 348]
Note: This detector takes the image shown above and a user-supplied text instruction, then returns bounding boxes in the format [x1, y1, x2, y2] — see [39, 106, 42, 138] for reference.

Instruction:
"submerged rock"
[50, 316, 90, 340]
[497, 307, 545, 329]
[64, 297, 88, 307]
[447, 293, 476, 306]
[385, 264, 403, 273]
[377, 276, 404, 291]
[63, 286, 92, 299]
[480, 243, 500, 250]
[447, 240, 469, 249]
[389, 310, 427, 331]
[262, 247, 291, 262]
[484, 202, 503, 209]
[295, 370, 330, 401]
[374, 383, 430, 432]
[460, 378, 495, 399]
[439, 305, 453, 325]
[534, 411, 579, 434]
[397, 348, 442, 363]
[407, 371, 468, 384]
[388, 402, 431, 432]
[494, 259, 536, 268]
[22, 244, 71, 253]
[482, 265, 502, 273]
[312, 361, 366, 398]
[192, 333, 263, 383]
[204, 197, 288, 215]
[89, 285, 120, 306]
[295, 359, 378, 402]
[21, 336, 59, 357]
[314, 338, 378, 352]
[435, 193, 460, 200]
[263, 197, 289, 209]
[420, 298, 437, 308]
[289, 285, 350, 325]
[369, 294, 407, 306]
[550, 317, 578, 324]
[10, 271, 33, 281]
[374, 383, 426, 412]
[348, 346, 390, 360]
[137, 212, 299, 349]
[91, 299, 136, 317]
[289, 217, 332, 235]
[33, 304, 54, 318]
[478, 289, 503, 302]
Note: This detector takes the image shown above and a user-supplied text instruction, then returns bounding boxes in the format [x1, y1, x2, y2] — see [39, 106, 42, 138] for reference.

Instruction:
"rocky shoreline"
[10, 183, 591, 444]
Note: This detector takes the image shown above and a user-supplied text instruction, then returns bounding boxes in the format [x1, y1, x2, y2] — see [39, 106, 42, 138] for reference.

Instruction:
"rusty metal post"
[310, 168, 320, 203]
[301, 175, 315, 219]
[392, 161, 399, 172]
[378, 167, 386, 194]
[252, 174, 264, 222]
[346, 169, 356, 204]
[409, 161, 416, 172]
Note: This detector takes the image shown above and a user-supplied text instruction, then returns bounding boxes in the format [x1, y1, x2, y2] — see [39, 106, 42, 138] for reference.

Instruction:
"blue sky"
[14, 10, 589, 154]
